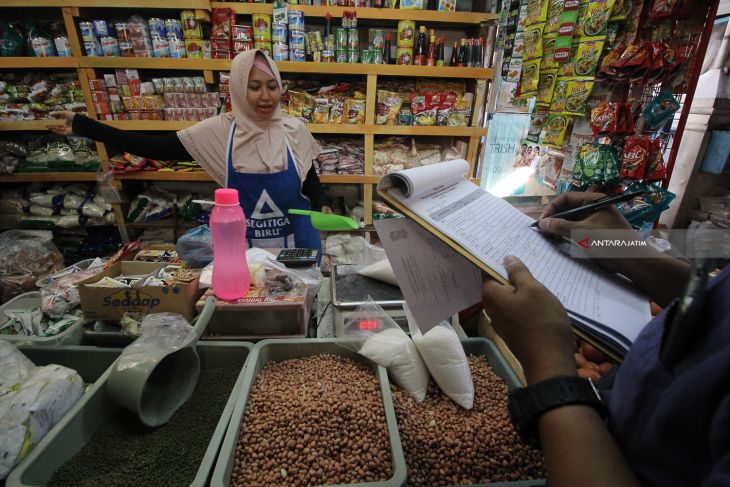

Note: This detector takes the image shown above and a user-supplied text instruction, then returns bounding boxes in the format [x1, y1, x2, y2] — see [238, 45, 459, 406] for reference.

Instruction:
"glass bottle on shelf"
[449, 40, 459, 66]
[413, 26, 427, 66]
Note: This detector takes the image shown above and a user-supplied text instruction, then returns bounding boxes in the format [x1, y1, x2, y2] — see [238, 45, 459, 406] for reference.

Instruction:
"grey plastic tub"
[35, 258, 99, 289]
[6, 341, 253, 487]
[0, 292, 87, 347]
[212, 338, 408, 487]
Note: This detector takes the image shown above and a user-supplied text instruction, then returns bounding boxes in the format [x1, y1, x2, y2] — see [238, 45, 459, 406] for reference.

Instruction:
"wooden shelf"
[78, 57, 492, 79]
[212, 3, 499, 24]
[0, 120, 54, 131]
[0, 172, 98, 183]
[115, 171, 213, 181]
[0, 57, 79, 69]
[102, 120, 195, 131]
[373, 125, 486, 136]
[2, 0, 208, 7]
[320, 175, 379, 184]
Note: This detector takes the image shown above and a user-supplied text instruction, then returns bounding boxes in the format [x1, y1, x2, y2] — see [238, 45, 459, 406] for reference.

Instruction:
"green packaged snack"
[535, 69, 558, 106]
[573, 143, 619, 184]
[577, 0, 616, 38]
[555, 0, 583, 63]
[526, 0, 549, 25]
[519, 58, 542, 97]
[523, 23, 545, 60]
[544, 0, 565, 35]
[558, 37, 605, 77]
[542, 35, 558, 70]
[542, 113, 570, 146]
[550, 77, 594, 116]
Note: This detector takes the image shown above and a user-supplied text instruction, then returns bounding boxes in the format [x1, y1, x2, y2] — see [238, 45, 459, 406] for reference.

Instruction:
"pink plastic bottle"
[210, 188, 250, 300]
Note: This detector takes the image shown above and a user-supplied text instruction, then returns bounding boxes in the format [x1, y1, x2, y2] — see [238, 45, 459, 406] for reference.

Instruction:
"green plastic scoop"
[289, 209, 359, 231]
[106, 297, 215, 427]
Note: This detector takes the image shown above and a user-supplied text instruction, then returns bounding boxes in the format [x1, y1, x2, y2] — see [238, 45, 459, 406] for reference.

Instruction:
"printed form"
[380, 160, 650, 344]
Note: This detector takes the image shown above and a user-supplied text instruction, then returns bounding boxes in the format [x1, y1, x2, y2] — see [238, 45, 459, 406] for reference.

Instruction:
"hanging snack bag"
[644, 137, 667, 181]
[527, 107, 549, 143]
[526, 0, 549, 25]
[519, 58, 542, 98]
[577, 0, 616, 38]
[523, 23, 545, 60]
[535, 69, 558, 106]
[560, 37, 605, 77]
[542, 35, 558, 71]
[578, 143, 604, 183]
[596, 46, 623, 80]
[642, 88, 680, 129]
[590, 102, 619, 136]
[621, 135, 650, 179]
[550, 77, 594, 116]
[609, 0, 626, 20]
[544, 0, 565, 34]
[555, 0, 584, 63]
[620, 103, 636, 135]
[375, 90, 404, 126]
[542, 113, 570, 146]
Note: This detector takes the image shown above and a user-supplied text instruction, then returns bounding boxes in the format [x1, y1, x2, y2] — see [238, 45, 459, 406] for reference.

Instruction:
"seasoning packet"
[542, 113, 570, 146]
[513, 30, 525, 58]
[542, 35, 558, 71]
[526, 0, 549, 25]
[590, 102, 619, 136]
[621, 135, 650, 179]
[411, 93, 437, 126]
[642, 88, 680, 128]
[519, 58, 542, 98]
[523, 23, 545, 60]
[609, 0, 626, 20]
[527, 106, 549, 143]
[550, 77, 594, 116]
[555, 0, 584, 63]
[376, 90, 404, 126]
[559, 37, 605, 77]
[544, 0, 565, 34]
[535, 69, 558, 106]
[577, 0, 616, 38]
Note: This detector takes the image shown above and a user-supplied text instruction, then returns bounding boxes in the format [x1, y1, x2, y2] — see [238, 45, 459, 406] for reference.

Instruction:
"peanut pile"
[391, 355, 546, 487]
[231, 355, 393, 486]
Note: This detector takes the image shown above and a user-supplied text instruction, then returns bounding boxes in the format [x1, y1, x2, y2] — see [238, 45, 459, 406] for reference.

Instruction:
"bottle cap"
[439, 36, 445, 43]
[386, 33, 391, 40]
[215, 188, 239, 206]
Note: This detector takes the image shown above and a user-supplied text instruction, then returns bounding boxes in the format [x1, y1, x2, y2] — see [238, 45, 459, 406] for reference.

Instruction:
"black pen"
[529, 189, 648, 228]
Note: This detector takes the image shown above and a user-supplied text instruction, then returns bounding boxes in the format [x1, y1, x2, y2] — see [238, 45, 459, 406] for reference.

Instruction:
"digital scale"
[330, 264, 408, 336]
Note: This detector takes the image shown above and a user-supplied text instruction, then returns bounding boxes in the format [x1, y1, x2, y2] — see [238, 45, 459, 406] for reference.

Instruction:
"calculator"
[276, 248, 319, 267]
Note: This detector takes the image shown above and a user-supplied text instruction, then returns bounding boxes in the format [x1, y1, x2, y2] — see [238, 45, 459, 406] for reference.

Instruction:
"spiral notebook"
[376, 159, 651, 357]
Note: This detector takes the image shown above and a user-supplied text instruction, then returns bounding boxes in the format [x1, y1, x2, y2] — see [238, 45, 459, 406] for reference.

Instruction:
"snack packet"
[519, 59, 542, 98]
[535, 70, 558, 106]
[621, 135, 651, 179]
[542, 114, 570, 146]
[375, 90, 404, 126]
[550, 77, 594, 116]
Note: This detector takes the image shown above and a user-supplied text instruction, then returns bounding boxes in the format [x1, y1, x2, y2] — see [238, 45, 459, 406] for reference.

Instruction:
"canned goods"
[373, 48, 383, 64]
[84, 40, 103, 57]
[252, 14, 272, 42]
[347, 30, 359, 49]
[79, 22, 95, 43]
[289, 29, 305, 50]
[152, 37, 170, 58]
[54, 37, 72, 57]
[272, 41, 289, 61]
[100, 36, 120, 56]
[165, 19, 183, 39]
[119, 41, 135, 57]
[254, 40, 272, 57]
[336, 49, 347, 63]
[92, 20, 108, 38]
[31, 37, 54, 57]
[372, 29, 385, 49]
[114, 23, 130, 42]
[396, 47, 413, 65]
[272, 23, 287, 43]
[289, 47, 305, 62]
[397, 21, 415, 47]
[335, 28, 347, 50]
[168, 38, 186, 58]
[347, 48, 359, 63]
[361, 49, 373, 64]
[287, 10, 305, 31]
[322, 49, 335, 62]
[148, 18, 166, 38]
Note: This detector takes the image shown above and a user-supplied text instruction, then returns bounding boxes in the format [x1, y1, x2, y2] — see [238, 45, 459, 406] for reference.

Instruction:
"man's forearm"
[616, 248, 690, 307]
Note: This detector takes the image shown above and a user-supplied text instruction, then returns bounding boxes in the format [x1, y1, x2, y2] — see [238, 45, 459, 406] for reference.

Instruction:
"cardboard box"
[78, 262, 201, 321]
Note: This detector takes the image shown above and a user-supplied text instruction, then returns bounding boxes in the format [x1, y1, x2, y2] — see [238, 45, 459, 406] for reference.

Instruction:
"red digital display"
[358, 319, 379, 331]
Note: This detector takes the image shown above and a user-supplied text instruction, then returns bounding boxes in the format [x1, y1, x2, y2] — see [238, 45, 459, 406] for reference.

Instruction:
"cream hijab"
[180, 50, 319, 175]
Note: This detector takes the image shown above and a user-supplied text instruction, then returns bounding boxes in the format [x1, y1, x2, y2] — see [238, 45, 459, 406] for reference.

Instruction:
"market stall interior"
[1, 0, 728, 486]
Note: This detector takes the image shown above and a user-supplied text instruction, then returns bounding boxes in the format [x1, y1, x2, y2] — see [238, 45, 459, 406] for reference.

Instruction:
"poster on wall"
[481, 112, 558, 197]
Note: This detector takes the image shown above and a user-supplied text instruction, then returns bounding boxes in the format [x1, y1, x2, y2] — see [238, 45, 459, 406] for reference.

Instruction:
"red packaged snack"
[596, 46, 623, 80]
[591, 102, 620, 136]
[645, 138, 667, 181]
[621, 136, 651, 179]
[211, 8, 235, 39]
[646, 42, 667, 83]
[611, 42, 651, 80]
[620, 103, 636, 135]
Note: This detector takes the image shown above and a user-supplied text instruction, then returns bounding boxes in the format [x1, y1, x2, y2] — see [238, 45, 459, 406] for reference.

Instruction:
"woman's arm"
[48, 112, 192, 161]
[302, 165, 330, 211]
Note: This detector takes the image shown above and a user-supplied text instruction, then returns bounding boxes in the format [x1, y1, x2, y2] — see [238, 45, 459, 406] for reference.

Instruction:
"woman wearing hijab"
[48, 50, 325, 251]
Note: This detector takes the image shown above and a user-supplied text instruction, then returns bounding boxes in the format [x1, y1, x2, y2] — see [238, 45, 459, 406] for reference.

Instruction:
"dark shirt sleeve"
[72, 114, 192, 160]
[302, 165, 329, 211]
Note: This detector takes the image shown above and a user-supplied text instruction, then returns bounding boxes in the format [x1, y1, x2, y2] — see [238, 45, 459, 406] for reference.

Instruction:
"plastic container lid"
[214, 188, 239, 206]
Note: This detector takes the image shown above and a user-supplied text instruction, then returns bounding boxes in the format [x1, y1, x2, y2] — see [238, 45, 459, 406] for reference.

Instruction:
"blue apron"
[225, 121, 321, 251]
